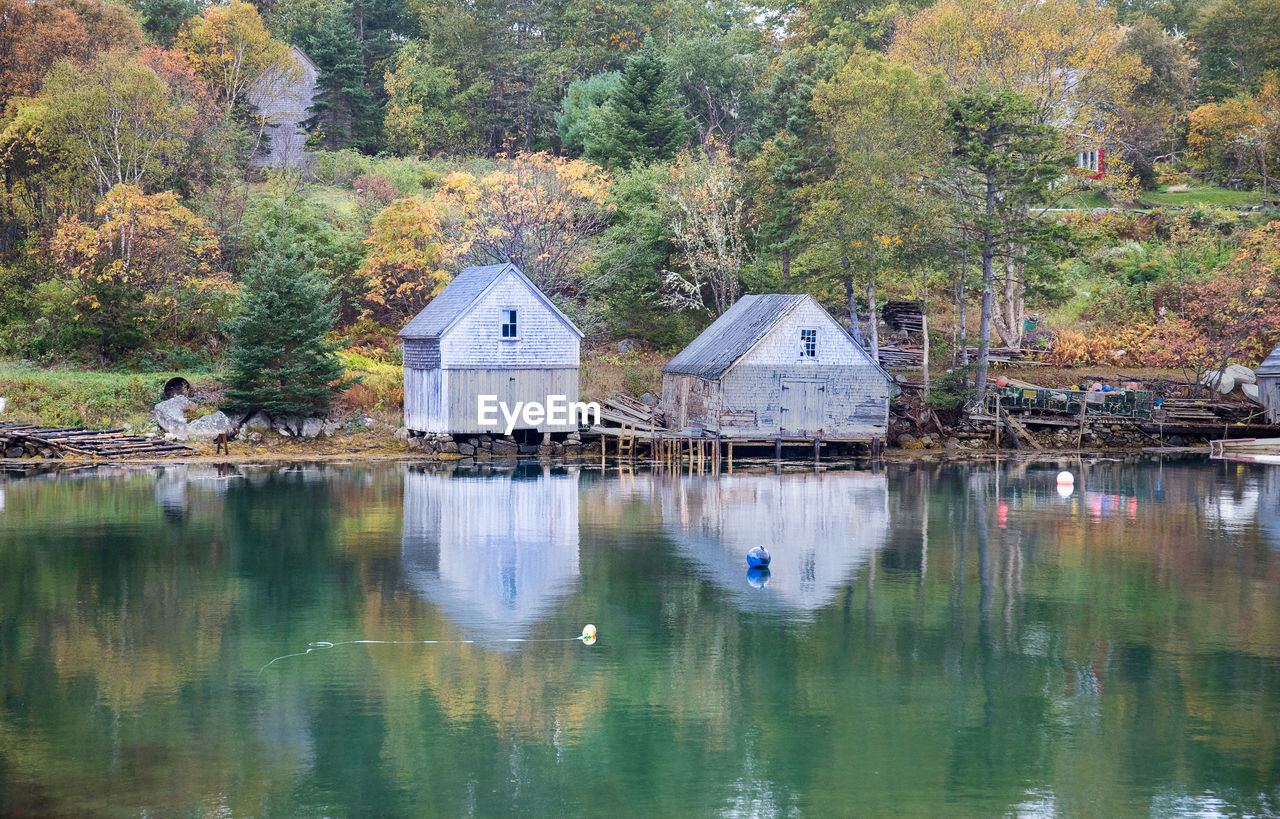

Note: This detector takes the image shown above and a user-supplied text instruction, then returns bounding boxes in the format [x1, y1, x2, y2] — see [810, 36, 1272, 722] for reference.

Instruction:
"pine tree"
[222, 215, 348, 423]
[584, 50, 692, 168]
[304, 15, 380, 153]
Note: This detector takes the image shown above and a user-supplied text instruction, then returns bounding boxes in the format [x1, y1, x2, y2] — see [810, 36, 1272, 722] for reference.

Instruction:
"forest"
[1, 0, 1279, 417]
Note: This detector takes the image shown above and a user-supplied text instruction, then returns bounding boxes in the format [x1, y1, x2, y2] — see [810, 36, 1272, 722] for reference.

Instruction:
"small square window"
[501, 308, 518, 339]
[800, 329, 817, 358]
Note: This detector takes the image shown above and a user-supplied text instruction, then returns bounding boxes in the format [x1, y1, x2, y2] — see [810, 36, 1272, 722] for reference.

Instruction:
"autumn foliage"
[48, 185, 232, 354]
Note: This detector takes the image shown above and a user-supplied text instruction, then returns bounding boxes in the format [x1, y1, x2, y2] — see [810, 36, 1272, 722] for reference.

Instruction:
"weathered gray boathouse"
[1257, 342, 1280, 424]
[661, 294, 893, 441]
[399, 263, 583, 434]
[246, 45, 319, 169]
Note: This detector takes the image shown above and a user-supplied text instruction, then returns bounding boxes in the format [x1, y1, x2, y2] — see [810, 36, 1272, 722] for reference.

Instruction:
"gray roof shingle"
[662, 294, 810, 379]
[398, 263, 583, 340]
[1258, 342, 1280, 376]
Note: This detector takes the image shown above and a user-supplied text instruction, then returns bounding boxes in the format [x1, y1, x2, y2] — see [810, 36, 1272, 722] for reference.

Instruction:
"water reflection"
[653, 471, 889, 613]
[401, 464, 582, 640]
[0, 458, 1278, 816]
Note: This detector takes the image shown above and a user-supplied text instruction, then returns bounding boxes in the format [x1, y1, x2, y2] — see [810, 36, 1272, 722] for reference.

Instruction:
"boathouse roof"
[663, 295, 811, 380]
[1258, 342, 1280, 377]
[398, 262, 583, 340]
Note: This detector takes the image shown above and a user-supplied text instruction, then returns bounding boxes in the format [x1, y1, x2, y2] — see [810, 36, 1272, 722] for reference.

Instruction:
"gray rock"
[638, 392, 657, 406]
[520, 445, 540, 455]
[274, 415, 302, 436]
[152, 396, 190, 434]
[187, 411, 233, 442]
[491, 440, 518, 455]
[617, 339, 639, 354]
[300, 418, 324, 439]
[458, 444, 475, 456]
[897, 433, 917, 445]
[360, 416, 376, 428]
[440, 441, 459, 453]
[248, 431, 264, 443]
[1241, 382, 1263, 405]
[224, 411, 249, 430]
[394, 426, 410, 442]
[322, 420, 342, 437]
[244, 411, 272, 432]
[1226, 363, 1256, 385]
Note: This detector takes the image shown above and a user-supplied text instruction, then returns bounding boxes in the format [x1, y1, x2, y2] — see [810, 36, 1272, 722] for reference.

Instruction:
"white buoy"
[1056, 471, 1074, 485]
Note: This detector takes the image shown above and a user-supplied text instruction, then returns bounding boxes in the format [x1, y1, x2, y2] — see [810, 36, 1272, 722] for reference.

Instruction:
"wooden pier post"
[814, 436, 820, 463]
[727, 441, 734, 472]
[775, 437, 782, 460]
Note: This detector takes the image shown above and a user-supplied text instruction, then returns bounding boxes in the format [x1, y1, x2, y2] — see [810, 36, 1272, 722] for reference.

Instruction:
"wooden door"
[781, 380, 825, 436]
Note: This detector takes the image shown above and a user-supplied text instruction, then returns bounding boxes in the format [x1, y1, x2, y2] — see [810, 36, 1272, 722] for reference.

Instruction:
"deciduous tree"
[358, 197, 452, 322]
[47, 185, 230, 355]
[658, 142, 749, 317]
[433, 152, 613, 298]
[178, 0, 290, 116]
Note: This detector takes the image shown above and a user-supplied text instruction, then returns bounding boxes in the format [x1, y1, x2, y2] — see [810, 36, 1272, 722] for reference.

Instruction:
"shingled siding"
[405, 367, 580, 433]
[438, 274, 579, 369]
[403, 338, 440, 370]
[246, 46, 319, 169]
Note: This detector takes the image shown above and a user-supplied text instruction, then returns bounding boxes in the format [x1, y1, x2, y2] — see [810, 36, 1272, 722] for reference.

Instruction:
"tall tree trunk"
[780, 247, 790, 283]
[921, 269, 930, 395]
[865, 246, 879, 365]
[959, 223, 970, 365]
[845, 272, 862, 344]
[974, 180, 996, 397]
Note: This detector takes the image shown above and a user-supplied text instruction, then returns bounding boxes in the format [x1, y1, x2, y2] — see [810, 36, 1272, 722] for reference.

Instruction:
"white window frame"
[1077, 150, 1099, 173]
[500, 307, 519, 340]
[800, 328, 818, 359]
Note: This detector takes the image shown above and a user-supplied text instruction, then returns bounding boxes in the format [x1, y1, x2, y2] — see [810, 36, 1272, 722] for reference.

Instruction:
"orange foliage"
[0, 0, 142, 102]
[358, 198, 454, 323]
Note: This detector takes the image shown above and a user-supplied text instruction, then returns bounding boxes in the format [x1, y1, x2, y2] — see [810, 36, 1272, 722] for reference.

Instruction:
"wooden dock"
[0, 423, 195, 459]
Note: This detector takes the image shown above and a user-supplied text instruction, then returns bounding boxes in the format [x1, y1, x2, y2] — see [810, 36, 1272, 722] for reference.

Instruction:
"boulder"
[639, 392, 657, 407]
[244, 411, 272, 432]
[491, 440, 518, 456]
[297, 418, 323, 439]
[617, 339, 639, 354]
[1242, 382, 1263, 405]
[274, 415, 302, 436]
[224, 411, 249, 430]
[394, 426, 410, 442]
[152, 396, 190, 434]
[458, 443, 475, 456]
[186, 411, 233, 442]
[1201, 369, 1237, 395]
[1226, 364, 1256, 385]
[322, 420, 342, 437]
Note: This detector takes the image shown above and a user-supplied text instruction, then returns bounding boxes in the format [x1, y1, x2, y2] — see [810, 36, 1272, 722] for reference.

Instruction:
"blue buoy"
[746, 566, 771, 589]
[746, 546, 771, 568]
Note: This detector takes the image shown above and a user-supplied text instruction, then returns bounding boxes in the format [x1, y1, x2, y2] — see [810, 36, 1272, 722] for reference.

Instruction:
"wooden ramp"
[0, 423, 195, 459]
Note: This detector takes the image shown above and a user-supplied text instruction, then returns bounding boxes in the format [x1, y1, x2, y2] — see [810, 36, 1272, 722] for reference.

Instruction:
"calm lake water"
[1, 457, 1279, 817]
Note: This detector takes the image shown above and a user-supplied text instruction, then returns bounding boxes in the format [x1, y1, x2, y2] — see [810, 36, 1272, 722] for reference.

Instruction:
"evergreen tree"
[304, 15, 380, 152]
[584, 50, 692, 168]
[222, 214, 348, 423]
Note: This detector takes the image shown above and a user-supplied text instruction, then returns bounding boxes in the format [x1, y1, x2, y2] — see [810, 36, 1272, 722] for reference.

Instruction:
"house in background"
[1256, 341, 1280, 423]
[661, 294, 893, 442]
[245, 45, 318, 169]
[1073, 135, 1105, 180]
[399, 263, 583, 435]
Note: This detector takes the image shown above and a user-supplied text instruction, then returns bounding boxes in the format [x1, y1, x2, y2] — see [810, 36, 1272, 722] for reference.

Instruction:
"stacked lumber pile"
[1159, 398, 1257, 426]
[0, 423, 195, 459]
[881, 301, 924, 333]
[877, 347, 924, 368]
[598, 395, 666, 429]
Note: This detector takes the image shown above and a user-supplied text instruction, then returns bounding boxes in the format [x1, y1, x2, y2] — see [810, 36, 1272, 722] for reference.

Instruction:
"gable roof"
[663, 294, 889, 381]
[398, 263, 584, 340]
[1258, 341, 1280, 377]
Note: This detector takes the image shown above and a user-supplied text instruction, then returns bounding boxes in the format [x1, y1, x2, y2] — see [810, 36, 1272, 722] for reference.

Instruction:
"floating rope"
[259, 623, 598, 675]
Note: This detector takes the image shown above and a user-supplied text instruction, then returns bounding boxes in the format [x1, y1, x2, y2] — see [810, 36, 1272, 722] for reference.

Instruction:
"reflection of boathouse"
[401, 466, 581, 638]
[657, 472, 889, 612]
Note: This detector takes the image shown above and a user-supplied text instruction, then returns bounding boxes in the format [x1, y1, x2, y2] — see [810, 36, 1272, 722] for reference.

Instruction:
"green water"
[1, 458, 1278, 816]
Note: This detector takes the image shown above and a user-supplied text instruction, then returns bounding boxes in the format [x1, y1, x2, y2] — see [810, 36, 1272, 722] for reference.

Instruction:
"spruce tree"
[585, 50, 692, 168]
[223, 216, 348, 424]
[304, 15, 380, 152]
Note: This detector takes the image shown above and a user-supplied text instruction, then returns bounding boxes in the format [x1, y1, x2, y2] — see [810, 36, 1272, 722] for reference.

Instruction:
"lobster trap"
[984, 386, 1154, 420]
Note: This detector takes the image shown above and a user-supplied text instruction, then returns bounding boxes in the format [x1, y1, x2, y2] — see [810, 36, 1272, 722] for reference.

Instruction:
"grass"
[580, 347, 672, 402]
[1138, 185, 1262, 208]
[1054, 190, 1112, 210]
[0, 361, 217, 428]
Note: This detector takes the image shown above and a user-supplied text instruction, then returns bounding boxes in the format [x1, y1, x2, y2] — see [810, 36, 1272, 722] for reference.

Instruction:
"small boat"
[746, 546, 771, 568]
